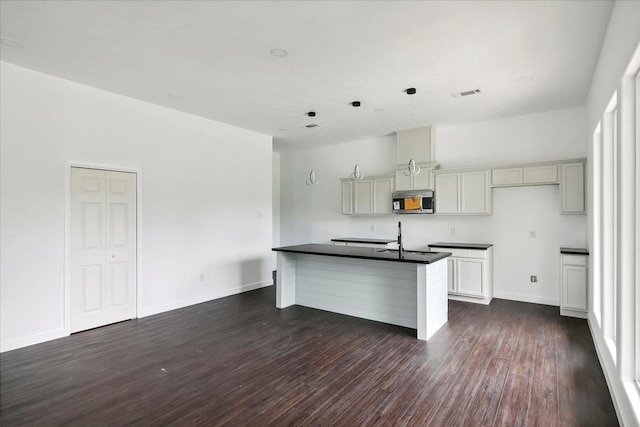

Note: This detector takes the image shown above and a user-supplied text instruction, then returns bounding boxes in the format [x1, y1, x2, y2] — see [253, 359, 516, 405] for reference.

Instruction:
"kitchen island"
[272, 244, 451, 341]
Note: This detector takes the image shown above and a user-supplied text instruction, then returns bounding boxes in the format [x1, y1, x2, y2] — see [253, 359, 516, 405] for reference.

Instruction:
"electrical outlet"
[200, 274, 206, 282]
[450, 227, 456, 235]
[530, 275, 538, 283]
[529, 230, 537, 238]
[371, 224, 376, 232]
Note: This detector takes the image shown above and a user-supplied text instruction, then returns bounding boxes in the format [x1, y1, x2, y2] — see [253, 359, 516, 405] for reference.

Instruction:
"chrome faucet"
[397, 221, 403, 258]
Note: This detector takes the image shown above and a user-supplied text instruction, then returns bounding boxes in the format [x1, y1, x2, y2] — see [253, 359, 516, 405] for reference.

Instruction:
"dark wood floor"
[1, 286, 618, 426]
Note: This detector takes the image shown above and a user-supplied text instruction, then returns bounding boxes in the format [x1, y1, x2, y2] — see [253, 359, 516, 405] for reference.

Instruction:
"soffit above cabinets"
[396, 126, 436, 165]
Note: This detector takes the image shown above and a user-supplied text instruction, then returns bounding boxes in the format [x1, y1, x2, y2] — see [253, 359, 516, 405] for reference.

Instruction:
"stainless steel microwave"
[392, 190, 434, 214]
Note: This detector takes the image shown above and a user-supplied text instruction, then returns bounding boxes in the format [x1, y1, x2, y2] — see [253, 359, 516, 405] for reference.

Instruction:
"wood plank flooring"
[0, 286, 618, 426]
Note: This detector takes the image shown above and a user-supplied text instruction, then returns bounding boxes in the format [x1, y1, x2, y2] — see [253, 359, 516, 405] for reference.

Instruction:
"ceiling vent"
[452, 89, 481, 98]
[305, 124, 319, 128]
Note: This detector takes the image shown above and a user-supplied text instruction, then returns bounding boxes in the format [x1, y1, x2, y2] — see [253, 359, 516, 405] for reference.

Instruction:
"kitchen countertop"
[331, 237, 397, 244]
[560, 247, 589, 255]
[272, 244, 450, 264]
[428, 242, 493, 250]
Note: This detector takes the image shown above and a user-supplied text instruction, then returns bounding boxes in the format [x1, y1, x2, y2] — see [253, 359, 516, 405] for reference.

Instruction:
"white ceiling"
[0, 1, 613, 151]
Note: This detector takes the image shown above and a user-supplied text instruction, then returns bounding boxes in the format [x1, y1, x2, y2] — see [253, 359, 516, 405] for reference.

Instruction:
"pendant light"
[349, 101, 365, 181]
[306, 170, 319, 185]
[403, 88, 421, 177]
[305, 111, 320, 185]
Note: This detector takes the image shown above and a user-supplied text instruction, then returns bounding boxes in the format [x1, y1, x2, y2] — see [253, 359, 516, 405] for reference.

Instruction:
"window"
[592, 123, 602, 326]
[635, 70, 640, 386]
[601, 93, 618, 356]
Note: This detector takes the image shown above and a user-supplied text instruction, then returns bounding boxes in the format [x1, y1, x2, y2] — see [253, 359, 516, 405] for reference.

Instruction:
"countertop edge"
[273, 245, 451, 264]
[560, 247, 589, 255]
[428, 242, 493, 250]
[330, 237, 397, 244]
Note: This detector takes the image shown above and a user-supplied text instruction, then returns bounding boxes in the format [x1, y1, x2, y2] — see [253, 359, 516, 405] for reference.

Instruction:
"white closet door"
[105, 171, 137, 324]
[71, 168, 136, 333]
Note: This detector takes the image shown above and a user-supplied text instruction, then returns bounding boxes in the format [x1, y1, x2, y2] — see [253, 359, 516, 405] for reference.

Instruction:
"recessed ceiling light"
[270, 48, 288, 58]
[167, 92, 183, 99]
[0, 38, 25, 48]
[517, 75, 535, 83]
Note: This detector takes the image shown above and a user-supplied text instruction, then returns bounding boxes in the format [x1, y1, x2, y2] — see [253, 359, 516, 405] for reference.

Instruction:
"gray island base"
[272, 244, 451, 341]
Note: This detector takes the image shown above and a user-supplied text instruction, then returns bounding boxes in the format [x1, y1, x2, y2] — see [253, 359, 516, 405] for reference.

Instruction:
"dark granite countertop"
[561, 247, 589, 255]
[428, 242, 493, 250]
[331, 237, 397, 244]
[273, 244, 450, 264]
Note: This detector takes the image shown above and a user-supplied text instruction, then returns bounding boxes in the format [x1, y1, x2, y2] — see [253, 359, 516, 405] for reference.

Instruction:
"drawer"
[562, 254, 587, 266]
[432, 247, 487, 259]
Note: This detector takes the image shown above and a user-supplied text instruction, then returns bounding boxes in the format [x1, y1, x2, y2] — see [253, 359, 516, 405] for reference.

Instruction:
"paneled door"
[70, 167, 137, 333]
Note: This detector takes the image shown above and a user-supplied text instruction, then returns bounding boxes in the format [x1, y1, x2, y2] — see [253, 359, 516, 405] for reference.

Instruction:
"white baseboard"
[0, 327, 68, 353]
[138, 280, 273, 318]
[588, 313, 640, 427]
[493, 291, 558, 306]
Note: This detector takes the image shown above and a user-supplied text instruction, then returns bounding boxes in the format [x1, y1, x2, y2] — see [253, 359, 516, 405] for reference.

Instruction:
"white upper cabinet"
[354, 180, 373, 215]
[491, 167, 523, 186]
[434, 173, 460, 214]
[461, 170, 491, 214]
[491, 162, 558, 187]
[393, 164, 435, 191]
[523, 164, 557, 184]
[396, 126, 435, 165]
[340, 179, 352, 215]
[560, 161, 585, 214]
[341, 175, 394, 216]
[434, 169, 491, 215]
[373, 177, 393, 214]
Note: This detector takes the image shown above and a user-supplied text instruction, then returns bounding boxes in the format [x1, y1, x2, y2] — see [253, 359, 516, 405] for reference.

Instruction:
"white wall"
[584, 1, 640, 426]
[280, 106, 586, 306]
[272, 152, 281, 270]
[0, 62, 273, 352]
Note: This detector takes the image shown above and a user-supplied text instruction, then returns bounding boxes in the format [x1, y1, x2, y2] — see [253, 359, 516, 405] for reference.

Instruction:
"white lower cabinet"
[560, 252, 588, 318]
[456, 257, 485, 297]
[435, 246, 493, 304]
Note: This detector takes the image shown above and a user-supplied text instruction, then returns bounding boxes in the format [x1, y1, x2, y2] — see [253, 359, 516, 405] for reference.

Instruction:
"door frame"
[64, 160, 142, 334]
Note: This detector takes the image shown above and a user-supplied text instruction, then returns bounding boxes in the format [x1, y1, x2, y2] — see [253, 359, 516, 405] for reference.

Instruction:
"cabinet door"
[562, 265, 587, 311]
[435, 173, 460, 213]
[394, 169, 412, 191]
[373, 178, 393, 214]
[456, 257, 484, 297]
[560, 162, 585, 214]
[461, 170, 490, 214]
[491, 168, 523, 186]
[413, 169, 432, 190]
[354, 180, 373, 215]
[447, 258, 456, 293]
[341, 180, 352, 215]
[523, 164, 557, 184]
